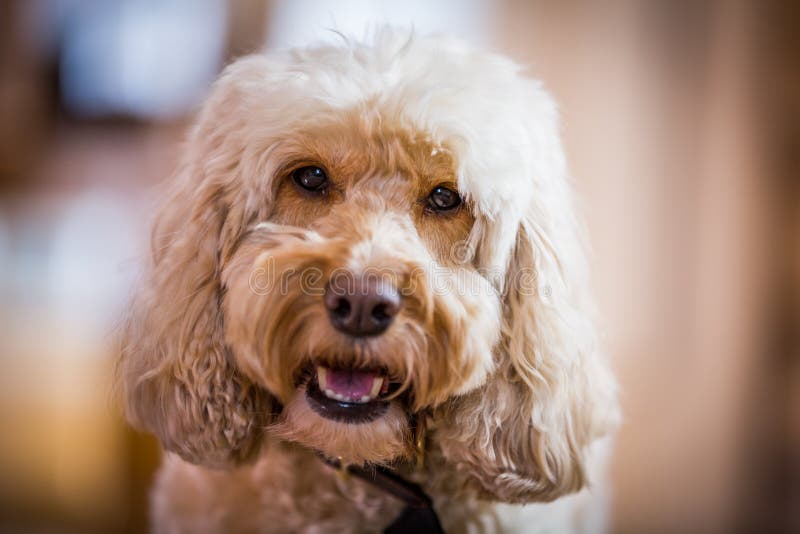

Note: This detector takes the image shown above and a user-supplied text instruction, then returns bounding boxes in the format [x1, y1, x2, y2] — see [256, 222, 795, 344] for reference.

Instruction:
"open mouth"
[305, 366, 392, 423]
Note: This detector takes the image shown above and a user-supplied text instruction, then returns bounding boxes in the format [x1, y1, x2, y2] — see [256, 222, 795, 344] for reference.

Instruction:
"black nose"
[324, 275, 401, 337]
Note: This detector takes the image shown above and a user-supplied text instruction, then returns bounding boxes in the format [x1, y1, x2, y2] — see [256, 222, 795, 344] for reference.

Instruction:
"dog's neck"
[316, 455, 443, 533]
[308, 414, 440, 532]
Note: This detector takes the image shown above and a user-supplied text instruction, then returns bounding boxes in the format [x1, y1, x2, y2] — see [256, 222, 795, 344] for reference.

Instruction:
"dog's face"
[118, 30, 618, 502]
[221, 115, 500, 463]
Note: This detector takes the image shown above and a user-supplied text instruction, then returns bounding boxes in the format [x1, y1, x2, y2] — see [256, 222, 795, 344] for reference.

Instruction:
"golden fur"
[117, 29, 619, 532]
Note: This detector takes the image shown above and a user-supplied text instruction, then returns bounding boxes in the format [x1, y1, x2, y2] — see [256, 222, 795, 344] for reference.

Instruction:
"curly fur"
[117, 28, 619, 533]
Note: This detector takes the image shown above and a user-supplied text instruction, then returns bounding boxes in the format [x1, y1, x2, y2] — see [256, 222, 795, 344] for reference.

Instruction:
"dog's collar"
[318, 455, 444, 533]
[315, 415, 443, 533]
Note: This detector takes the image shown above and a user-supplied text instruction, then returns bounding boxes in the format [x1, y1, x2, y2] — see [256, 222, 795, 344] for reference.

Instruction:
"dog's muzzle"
[306, 274, 404, 423]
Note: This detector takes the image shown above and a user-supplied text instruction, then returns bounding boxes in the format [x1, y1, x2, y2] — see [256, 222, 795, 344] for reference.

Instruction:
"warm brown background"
[0, 1, 797, 533]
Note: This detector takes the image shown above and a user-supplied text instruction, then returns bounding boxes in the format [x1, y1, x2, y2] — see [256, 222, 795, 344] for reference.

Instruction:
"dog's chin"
[272, 378, 412, 465]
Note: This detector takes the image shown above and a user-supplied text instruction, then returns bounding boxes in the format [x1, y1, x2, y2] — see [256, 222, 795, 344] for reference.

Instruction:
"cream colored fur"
[117, 28, 619, 533]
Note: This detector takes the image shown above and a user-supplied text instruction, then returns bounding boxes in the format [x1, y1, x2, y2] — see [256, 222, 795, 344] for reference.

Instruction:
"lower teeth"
[322, 387, 373, 403]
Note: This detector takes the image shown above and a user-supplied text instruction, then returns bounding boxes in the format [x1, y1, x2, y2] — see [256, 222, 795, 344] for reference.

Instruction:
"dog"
[117, 28, 619, 533]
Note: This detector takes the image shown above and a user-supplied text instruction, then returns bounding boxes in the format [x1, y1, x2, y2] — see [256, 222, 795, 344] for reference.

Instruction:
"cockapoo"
[118, 29, 619, 533]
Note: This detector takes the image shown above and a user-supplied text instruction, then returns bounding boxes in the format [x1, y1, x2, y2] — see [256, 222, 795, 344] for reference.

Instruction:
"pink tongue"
[326, 369, 376, 398]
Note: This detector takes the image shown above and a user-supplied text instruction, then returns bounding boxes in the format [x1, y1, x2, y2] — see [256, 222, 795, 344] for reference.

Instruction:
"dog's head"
[118, 30, 617, 503]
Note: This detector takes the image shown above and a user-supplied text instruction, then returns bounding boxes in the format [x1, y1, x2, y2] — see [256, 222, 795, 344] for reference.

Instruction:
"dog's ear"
[431, 83, 619, 500]
[116, 57, 276, 468]
[433, 219, 618, 502]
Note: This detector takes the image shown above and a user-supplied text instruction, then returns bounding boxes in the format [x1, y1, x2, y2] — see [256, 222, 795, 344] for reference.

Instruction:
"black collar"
[319, 455, 444, 533]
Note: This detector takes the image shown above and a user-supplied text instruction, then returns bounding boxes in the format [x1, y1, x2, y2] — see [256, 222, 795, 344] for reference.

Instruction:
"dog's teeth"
[359, 395, 370, 403]
[324, 388, 336, 399]
[369, 377, 384, 398]
[317, 367, 328, 391]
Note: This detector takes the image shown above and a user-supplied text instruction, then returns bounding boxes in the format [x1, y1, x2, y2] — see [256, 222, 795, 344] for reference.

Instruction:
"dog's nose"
[324, 276, 401, 337]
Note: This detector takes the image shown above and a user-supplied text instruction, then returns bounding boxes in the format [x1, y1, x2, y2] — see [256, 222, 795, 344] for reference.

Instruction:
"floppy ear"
[431, 216, 618, 502]
[429, 77, 619, 500]
[116, 58, 277, 468]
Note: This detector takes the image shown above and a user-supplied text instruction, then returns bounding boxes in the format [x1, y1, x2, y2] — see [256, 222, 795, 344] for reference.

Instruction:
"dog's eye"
[427, 186, 461, 212]
[292, 166, 328, 192]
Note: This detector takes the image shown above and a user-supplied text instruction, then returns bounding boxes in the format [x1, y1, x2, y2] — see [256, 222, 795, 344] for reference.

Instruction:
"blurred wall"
[0, 1, 796, 533]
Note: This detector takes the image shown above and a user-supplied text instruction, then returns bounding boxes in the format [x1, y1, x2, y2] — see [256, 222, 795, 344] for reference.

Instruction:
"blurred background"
[0, 1, 797, 532]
